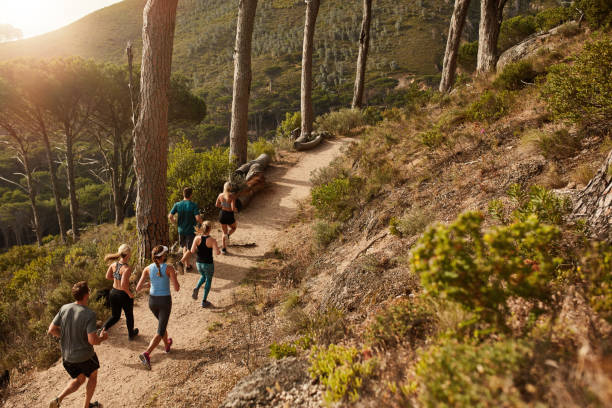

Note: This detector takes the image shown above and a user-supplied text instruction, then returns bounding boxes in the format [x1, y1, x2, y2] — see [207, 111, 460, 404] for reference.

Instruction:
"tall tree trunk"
[64, 126, 79, 241]
[573, 149, 612, 240]
[133, 0, 178, 264]
[22, 154, 42, 246]
[476, 0, 507, 74]
[300, 0, 321, 138]
[439, 0, 471, 92]
[38, 113, 66, 242]
[111, 128, 125, 226]
[229, 0, 258, 165]
[352, 0, 373, 109]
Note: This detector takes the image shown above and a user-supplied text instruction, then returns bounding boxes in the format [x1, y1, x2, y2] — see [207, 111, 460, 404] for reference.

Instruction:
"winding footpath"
[4, 138, 347, 408]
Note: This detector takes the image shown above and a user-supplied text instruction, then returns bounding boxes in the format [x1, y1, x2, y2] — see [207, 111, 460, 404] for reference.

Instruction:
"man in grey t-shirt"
[47, 281, 108, 408]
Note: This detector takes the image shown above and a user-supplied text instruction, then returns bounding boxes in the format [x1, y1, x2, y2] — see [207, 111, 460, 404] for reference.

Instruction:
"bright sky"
[0, 0, 123, 38]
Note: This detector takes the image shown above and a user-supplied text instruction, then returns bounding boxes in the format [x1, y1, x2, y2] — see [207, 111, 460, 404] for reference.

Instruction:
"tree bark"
[439, 0, 471, 92]
[229, 0, 258, 165]
[573, 149, 612, 240]
[37, 111, 66, 242]
[301, 0, 321, 138]
[64, 125, 79, 241]
[352, 0, 373, 109]
[133, 0, 178, 264]
[21, 153, 42, 246]
[476, 0, 507, 74]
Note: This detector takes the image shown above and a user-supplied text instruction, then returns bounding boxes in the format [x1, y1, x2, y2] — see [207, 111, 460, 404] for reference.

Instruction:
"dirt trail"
[5, 138, 347, 408]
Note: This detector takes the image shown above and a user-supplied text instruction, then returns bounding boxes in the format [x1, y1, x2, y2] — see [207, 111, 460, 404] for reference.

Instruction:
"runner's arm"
[231, 198, 237, 213]
[47, 323, 60, 338]
[136, 267, 150, 291]
[105, 264, 114, 281]
[215, 195, 222, 208]
[88, 329, 108, 345]
[121, 267, 134, 298]
[210, 237, 221, 255]
[167, 265, 180, 292]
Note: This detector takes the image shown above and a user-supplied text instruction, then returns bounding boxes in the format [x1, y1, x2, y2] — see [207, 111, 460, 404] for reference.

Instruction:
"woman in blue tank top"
[135, 245, 180, 370]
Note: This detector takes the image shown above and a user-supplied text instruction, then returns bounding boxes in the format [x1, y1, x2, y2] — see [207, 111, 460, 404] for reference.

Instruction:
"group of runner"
[47, 184, 239, 408]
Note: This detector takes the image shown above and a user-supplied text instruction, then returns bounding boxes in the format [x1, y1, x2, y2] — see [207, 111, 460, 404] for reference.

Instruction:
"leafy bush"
[362, 106, 383, 126]
[315, 108, 365, 136]
[313, 220, 342, 248]
[167, 138, 234, 216]
[247, 137, 276, 160]
[366, 299, 435, 349]
[535, 6, 575, 31]
[418, 129, 446, 149]
[580, 243, 612, 323]
[276, 111, 301, 139]
[493, 61, 537, 91]
[507, 184, 572, 226]
[542, 39, 612, 126]
[311, 176, 363, 221]
[416, 338, 531, 407]
[576, 0, 612, 28]
[389, 207, 432, 237]
[269, 341, 298, 359]
[457, 41, 478, 72]
[536, 129, 582, 160]
[465, 91, 513, 122]
[411, 212, 562, 331]
[309, 344, 376, 403]
[303, 308, 347, 345]
[498, 15, 537, 52]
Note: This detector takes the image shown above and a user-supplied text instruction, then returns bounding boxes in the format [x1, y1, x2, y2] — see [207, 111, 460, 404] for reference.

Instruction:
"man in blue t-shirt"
[168, 187, 202, 271]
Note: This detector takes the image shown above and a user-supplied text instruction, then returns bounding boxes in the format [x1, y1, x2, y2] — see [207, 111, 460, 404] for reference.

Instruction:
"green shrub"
[416, 338, 531, 407]
[507, 184, 571, 226]
[269, 341, 298, 359]
[310, 159, 349, 188]
[576, 0, 612, 28]
[389, 207, 432, 237]
[309, 344, 376, 403]
[535, 6, 575, 31]
[276, 111, 301, 139]
[493, 60, 537, 91]
[419, 128, 446, 149]
[247, 137, 276, 160]
[362, 106, 383, 126]
[411, 212, 562, 331]
[314, 220, 342, 248]
[457, 41, 478, 72]
[498, 15, 537, 52]
[303, 308, 347, 345]
[167, 138, 234, 215]
[465, 91, 513, 122]
[580, 243, 612, 324]
[542, 39, 612, 126]
[366, 299, 435, 349]
[311, 176, 363, 221]
[315, 108, 365, 136]
[536, 129, 582, 160]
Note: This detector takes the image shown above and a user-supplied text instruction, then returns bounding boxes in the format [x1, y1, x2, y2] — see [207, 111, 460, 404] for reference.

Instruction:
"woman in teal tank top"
[135, 245, 180, 370]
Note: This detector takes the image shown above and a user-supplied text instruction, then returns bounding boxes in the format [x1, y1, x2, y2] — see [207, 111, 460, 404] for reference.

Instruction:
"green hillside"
[0, 0, 457, 132]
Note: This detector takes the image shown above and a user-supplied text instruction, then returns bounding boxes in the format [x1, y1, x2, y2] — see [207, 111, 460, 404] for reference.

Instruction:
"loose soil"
[3, 138, 347, 408]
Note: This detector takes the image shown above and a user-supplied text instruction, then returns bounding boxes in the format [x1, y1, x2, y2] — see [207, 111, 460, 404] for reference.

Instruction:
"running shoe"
[201, 300, 212, 308]
[221, 248, 227, 255]
[129, 328, 139, 341]
[49, 397, 60, 408]
[88, 402, 102, 408]
[139, 352, 151, 370]
[165, 338, 173, 353]
[186, 264, 193, 271]
[192, 288, 198, 300]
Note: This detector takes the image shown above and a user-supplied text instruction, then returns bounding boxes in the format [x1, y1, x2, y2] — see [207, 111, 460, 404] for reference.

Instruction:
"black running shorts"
[63, 354, 100, 378]
[179, 234, 195, 249]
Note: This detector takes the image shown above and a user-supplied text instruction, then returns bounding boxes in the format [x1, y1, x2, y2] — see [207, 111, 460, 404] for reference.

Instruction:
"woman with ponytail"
[215, 182, 238, 254]
[181, 221, 221, 308]
[102, 244, 138, 340]
[135, 245, 180, 370]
